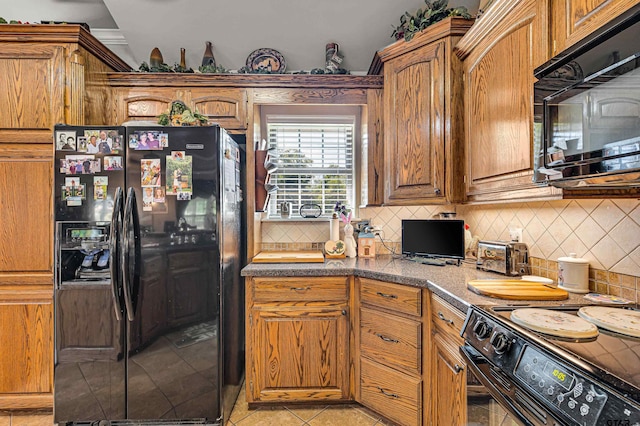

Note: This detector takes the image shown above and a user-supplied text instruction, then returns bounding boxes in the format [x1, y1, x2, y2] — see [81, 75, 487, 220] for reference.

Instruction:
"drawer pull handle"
[454, 364, 464, 374]
[437, 311, 455, 325]
[375, 333, 399, 343]
[377, 386, 399, 398]
[376, 292, 397, 299]
[290, 287, 311, 291]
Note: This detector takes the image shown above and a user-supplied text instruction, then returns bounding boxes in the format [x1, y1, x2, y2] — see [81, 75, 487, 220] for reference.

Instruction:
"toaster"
[476, 240, 530, 276]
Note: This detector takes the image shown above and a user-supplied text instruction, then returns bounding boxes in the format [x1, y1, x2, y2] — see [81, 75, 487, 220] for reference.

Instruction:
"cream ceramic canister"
[557, 253, 589, 293]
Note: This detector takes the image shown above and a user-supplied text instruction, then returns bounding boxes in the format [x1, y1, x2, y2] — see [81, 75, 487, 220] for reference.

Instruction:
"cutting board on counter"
[467, 279, 568, 300]
[252, 251, 325, 263]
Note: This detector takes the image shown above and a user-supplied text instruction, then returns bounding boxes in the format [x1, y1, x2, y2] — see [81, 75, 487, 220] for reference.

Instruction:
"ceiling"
[4, 0, 479, 73]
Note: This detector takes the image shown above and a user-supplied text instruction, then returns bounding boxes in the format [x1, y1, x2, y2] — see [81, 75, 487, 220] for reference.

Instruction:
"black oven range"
[461, 304, 640, 426]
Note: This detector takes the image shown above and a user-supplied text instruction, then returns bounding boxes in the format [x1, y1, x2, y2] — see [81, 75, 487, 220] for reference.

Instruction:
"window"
[265, 114, 356, 218]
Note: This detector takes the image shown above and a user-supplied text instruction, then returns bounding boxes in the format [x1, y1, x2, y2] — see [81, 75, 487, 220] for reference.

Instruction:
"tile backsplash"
[260, 199, 640, 301]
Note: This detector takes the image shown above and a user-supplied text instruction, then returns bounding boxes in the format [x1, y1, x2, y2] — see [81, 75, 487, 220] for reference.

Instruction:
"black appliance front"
[53, 125, 240, 425]
[461, 305, 640, 426]
[534, 4, 640, 187]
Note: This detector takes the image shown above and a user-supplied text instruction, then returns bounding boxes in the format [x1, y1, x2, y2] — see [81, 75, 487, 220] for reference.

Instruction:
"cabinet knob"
[342, 310, 347, 316]
[290, 287, 310, 291]
[454, 364, 464, 374]
[434, 187, 442, 195]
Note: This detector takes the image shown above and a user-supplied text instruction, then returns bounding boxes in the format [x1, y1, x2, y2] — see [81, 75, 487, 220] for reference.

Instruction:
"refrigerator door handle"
[109, 187, 124, 321]
[122, 187, 141, 322]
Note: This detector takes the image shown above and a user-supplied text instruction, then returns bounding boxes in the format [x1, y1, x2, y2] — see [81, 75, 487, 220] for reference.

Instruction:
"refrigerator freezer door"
[123, 126, 222, 422]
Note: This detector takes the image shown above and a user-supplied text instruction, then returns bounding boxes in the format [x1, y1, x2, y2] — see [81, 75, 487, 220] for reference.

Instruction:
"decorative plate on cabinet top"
[246, 48, 286, 73]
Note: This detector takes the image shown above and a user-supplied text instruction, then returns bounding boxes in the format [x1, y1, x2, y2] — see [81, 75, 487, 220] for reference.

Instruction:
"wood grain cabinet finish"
[456, 0, 561, 203]
[114, 86, 248, 131]
[360, 357, 422, 426]
[378, 18, 472, 205]
[191, 88, 248, 130]
[431, 333, 467, 426]
[356, 278, 424, 426]
[0, 25, 129, 412]
[246, 276, 350, 403]
[551, 0, 640, 55]
[430, 295, 466, 426]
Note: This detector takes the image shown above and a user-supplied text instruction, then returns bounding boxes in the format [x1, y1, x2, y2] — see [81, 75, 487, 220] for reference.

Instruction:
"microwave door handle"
[121, 187, 140, 322]
[109, 187, 124, 321]
[459, 345, 536, 426]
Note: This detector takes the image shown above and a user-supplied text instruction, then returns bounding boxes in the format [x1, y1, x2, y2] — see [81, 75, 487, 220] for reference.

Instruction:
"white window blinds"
[266, 120, 355, 218]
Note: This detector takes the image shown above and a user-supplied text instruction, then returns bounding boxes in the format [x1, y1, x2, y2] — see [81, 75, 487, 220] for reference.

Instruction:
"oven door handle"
[460, 345, 535, 426]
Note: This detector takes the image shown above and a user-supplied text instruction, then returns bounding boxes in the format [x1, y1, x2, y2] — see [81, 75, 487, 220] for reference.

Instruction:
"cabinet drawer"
[359, 278, 421, 317]
[431, 294, 465, 344]
[360, 307, 421, 374]
[360, 357, 421, 426]
[252, 276, 348, 302]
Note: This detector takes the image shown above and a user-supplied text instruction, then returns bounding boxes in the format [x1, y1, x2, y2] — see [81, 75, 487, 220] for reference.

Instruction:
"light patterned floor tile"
[234, 408, 305, 426]
[307, 405, 379, 426]
[284, 405, 328, 421]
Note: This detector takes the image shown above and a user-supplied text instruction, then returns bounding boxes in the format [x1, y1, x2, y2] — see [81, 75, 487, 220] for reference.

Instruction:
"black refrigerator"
[53, 125, 244, 425]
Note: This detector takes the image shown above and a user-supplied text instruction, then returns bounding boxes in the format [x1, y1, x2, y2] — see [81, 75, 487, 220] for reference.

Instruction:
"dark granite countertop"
[241, 256, 590, 313]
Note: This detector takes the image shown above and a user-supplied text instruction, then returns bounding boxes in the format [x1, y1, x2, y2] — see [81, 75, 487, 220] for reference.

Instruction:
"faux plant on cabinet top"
[392, 0, 472, 42]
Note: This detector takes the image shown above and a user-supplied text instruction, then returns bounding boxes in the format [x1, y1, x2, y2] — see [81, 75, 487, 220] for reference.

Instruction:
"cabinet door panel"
[384, 42, 445, 203]
[0, 45, 64, 135]
[552, 0, 640, 54]
[0, 302, 52, 394]
[469, 28, 531, 181]
[0, 158, 52, 276]
[191, 88, 247, 130]
[432, 333, 466, 426]
[250, 305, 349, 402]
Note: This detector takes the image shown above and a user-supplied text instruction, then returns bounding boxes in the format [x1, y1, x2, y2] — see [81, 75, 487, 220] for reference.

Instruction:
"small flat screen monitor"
[401, 219, 465, 259]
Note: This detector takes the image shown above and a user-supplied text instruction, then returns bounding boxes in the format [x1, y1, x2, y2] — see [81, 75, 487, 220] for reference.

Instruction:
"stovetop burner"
[485, 304, 640, 393]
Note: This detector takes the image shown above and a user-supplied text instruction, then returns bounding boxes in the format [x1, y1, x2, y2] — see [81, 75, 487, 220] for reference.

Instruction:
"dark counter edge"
[241, 256, 590, 314]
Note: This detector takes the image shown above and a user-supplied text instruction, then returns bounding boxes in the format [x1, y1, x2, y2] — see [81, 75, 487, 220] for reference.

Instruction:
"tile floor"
[227, 384, 395, 426]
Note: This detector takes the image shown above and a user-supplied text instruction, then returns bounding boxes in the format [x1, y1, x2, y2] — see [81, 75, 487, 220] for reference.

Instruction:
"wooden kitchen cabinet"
[110, 79, 248, 131]
[430, 294, 467, 426]
[245, 276, 350, 403]
[432, 333, 467, 426]
[0, 25, 129, 413]
[377, 18, 473, 205]
[456, 0, 561, 203]
[356, 277, 424, 426]
[550, 0, 640, 55]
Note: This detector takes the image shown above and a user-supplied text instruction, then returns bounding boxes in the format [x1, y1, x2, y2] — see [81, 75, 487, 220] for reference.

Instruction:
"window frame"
[259, 105, 361, 219]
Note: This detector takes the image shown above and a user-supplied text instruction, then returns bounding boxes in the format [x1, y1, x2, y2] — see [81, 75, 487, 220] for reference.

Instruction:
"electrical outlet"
[510, 228, 523, 242]
[370, 225, 383, 236]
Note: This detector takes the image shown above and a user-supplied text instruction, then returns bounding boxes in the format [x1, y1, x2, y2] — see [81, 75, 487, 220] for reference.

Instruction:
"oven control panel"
[515, 345, 608, 424]
[463, 307, 640, 426]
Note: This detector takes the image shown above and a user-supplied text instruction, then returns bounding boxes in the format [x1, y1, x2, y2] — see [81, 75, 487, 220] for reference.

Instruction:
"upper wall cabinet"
[109, 77, 248, 131]
[377, 18, 473, 205]
[551, 0, 640, 55]
[455, 0, 562, 203]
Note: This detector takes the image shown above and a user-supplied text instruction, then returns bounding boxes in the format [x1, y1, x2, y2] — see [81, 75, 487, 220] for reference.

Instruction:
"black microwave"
[534, 4, 640, 188]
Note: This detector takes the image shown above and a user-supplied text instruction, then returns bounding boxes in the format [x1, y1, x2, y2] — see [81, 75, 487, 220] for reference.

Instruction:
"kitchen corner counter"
[241, 256, 589, 313]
